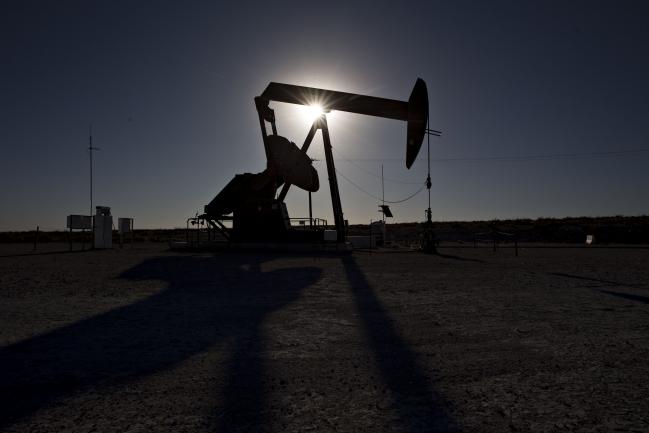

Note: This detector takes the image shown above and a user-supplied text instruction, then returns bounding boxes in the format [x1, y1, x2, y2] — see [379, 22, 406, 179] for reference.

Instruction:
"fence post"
[33, 226, 39, 252]
[515, 238, 518, 257]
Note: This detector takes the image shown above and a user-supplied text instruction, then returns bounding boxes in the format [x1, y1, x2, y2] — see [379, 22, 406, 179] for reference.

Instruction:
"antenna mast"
[88, 125, 101, 218]
[89, 125, 93, 217]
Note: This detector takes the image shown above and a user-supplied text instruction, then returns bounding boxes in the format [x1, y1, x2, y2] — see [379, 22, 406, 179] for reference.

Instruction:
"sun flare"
[300, 103, 325, 123]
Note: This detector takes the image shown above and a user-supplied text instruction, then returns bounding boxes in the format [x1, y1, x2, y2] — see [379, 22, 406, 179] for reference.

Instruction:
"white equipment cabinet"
[94, 206, 113, 249]
[118, 218, 133, 234]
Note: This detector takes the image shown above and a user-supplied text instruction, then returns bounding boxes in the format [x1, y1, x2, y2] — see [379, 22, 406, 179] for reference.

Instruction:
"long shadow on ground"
[548, 272, 645, 288]
[0, 253, 321, 431]
[436, 252, 486, 263]
[341, 256, 459, 432]
[549, 272, 649, 305]
[598, 290, 649, 305]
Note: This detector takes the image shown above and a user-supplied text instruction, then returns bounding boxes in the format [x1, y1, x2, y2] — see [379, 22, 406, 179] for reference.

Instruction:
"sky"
[1, 0, 648, 230]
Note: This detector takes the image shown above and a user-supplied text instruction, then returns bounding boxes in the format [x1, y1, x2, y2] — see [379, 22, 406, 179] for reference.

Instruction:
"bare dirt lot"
[1, 243, 648, 432]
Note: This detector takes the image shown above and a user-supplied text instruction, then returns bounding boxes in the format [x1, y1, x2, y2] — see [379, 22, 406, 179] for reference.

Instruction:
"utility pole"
[423, 116, 442, 254]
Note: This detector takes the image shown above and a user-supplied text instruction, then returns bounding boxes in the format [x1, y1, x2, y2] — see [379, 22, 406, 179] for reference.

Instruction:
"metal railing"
[288, 217, 328, 229]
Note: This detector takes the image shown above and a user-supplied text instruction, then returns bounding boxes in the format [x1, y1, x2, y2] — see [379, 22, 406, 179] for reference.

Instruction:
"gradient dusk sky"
[1, 1, 648, 230]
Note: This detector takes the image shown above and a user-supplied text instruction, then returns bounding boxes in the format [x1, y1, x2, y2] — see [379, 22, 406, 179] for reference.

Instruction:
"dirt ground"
[1, 243, 648, 432]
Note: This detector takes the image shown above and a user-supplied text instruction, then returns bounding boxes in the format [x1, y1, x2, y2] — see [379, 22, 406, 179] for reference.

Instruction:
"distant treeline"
[2, 216, 648, 244]
[369, 215, 649, 245]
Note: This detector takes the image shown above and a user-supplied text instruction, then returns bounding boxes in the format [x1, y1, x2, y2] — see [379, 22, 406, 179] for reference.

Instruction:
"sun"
[299, 103, 325, 123]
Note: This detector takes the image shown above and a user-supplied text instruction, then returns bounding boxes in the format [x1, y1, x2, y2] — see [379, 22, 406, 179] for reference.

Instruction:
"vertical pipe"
[309, 191, 313, 227]
[426, 112, 432, 225]
[381, 164, 385, 223]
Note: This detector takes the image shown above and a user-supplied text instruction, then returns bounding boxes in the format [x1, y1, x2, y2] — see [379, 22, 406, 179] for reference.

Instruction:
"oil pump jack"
[201, 79, 429, 244]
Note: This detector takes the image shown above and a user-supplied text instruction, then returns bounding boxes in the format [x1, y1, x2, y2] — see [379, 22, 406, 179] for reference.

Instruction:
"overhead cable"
[334, 168, 426, 203]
